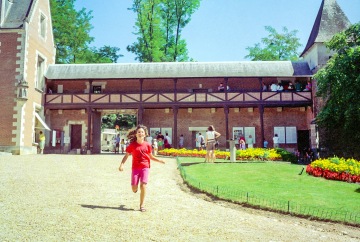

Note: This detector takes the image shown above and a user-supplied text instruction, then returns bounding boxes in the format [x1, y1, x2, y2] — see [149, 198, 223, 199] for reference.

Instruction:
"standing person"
[179, 134, 184, 148]
[156, 132, 164, 150]
[238, 135, 246, 148]
[247, 135, 254, 148]
[115, 134, 120, 154]
[263, 139, 269, 148]
[196, 133, 205, 151]
[118, 125, 165, 212]
[120, 139, 125, 154]
[164, 132, 172, 148]
[239, 139, 246, 150]
[273, 134, 279, 148]
[204, 125, 221, 163]
[152, 139, 158, 156]
[38, 131, 46, 154]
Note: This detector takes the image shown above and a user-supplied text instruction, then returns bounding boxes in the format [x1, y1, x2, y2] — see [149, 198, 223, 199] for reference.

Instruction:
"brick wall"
[0, 33, 20, 147]
[141, 106, 311, 149]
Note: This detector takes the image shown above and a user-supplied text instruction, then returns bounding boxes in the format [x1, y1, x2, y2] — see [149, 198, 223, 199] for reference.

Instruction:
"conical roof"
[300, 0, 351, 57]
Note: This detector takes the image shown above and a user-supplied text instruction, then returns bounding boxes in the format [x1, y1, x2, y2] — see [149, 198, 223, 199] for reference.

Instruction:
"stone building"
[0, 0, 352, 154]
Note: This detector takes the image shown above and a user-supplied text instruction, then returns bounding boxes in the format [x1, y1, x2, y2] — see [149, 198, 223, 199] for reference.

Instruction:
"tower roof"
[300, 0, 351, 57]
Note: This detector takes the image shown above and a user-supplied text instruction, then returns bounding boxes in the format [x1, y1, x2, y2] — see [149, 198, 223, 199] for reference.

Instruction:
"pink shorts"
[131, 168, 149, 186]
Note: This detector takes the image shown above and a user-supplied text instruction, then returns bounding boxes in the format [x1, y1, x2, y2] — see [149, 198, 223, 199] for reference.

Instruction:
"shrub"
[275, 148, 297, 164]
[158, 148, 281, 161]
[306, 157, 360, 183]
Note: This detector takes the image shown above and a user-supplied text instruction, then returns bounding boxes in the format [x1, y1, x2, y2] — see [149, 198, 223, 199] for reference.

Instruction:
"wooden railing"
[44, 91, 312, 108]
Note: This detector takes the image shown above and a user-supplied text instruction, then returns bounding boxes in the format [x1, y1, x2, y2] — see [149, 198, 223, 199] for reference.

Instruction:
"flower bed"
[158, 148, 281, 161]
[306, 157, 360, 183]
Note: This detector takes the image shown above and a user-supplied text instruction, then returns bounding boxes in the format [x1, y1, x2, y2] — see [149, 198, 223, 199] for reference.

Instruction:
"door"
[297, 130, 310, 153]
[71, 125, 82, 149]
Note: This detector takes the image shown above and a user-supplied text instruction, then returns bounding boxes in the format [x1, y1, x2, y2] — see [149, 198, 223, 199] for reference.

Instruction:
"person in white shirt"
[270, 82, 278, 92]
[196, 133, 205, 151]
[205, 125, 221, 163]
[273, 134, 279, 148]
[247, 135, 254, 148]
[179, 134, 184, 148]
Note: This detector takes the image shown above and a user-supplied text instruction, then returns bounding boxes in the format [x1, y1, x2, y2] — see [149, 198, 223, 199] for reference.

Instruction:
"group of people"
[113, 134, 127, 154]
[217, 82, 230, 92]
[266, 81, 312, 92]
[237, 135, 254, 150]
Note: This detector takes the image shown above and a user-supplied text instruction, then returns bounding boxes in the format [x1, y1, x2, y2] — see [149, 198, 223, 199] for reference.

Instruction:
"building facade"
[0, 0, 55, 154]
[0, 0, 352, 155]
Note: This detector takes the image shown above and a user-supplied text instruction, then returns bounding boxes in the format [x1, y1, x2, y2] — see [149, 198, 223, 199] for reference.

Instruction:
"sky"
[74, 0, 360, 63]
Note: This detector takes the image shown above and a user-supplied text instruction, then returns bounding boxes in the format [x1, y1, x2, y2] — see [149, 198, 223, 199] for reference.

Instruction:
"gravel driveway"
[0, 154, 359, 241]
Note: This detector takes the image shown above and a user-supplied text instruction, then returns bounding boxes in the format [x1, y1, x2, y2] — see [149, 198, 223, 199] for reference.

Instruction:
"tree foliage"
[245, 26, 301, 61]
[127, 0, 200, 62]
[50, 0, 122, 63]
[314, 23, 360, 158]
[102, 114, 137, 131]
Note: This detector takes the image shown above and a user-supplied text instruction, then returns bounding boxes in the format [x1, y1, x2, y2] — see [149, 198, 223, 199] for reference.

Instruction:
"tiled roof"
[45, 61, 313, 80]
[0, 0, 33, 28]
[300, 0, 351, 57]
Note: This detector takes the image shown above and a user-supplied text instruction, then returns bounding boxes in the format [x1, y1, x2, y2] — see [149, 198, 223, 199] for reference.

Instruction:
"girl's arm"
[119, 153, 130, 171]
[149, 153, 165, 164]
[215, 131, 221, 139]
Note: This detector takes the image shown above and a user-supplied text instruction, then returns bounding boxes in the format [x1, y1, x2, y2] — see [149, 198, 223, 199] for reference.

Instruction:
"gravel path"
[0, 154, 359, 241]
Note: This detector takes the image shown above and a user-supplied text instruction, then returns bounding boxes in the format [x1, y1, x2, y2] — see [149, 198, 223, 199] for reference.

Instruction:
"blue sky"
[74, 0, 360, 63]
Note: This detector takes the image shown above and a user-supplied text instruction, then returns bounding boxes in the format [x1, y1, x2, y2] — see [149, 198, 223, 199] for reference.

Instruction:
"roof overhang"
[45, 61, 313, 80]
[34, 113, 51, 131]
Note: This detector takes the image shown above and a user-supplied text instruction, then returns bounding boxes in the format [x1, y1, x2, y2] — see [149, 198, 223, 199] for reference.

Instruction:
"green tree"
[102, 114, 136, 131]
[50, 0, 94, 63]
[314, 23, 360, 158]
[50, 0, 122, 63]
[245, 26, 301, 61]
[76, 46, 123, 64]
[127, 0, 200, 62]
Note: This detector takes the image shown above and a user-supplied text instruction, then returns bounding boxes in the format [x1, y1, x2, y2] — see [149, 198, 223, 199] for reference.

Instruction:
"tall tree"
[314, 23, 360, 158]
[50, 0, 122, 63]
[245, 26, 301, 61]
[127, 0, 200, 62]
[50, 0, 94, 63]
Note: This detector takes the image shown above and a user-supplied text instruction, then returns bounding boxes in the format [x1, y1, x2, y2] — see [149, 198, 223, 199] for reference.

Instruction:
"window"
[233, 127, 255, 144]
[93, 86, 102, 94]
[36, 56, 45, 91]
[274, 126, 297, 144]
[40, 14, 46, 38]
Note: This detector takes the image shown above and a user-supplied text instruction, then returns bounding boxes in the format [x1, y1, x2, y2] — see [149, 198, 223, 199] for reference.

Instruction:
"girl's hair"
[127, 124, 149, 143]
[208, 125, 215, 131]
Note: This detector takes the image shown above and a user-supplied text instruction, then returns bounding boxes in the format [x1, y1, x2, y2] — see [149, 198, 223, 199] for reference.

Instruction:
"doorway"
[297, 130, 310, 153]
[70, 124, 82, 150]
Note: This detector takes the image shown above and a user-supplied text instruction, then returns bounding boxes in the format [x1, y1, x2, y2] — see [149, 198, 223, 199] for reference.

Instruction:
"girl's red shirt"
[126, 141, 152, 170]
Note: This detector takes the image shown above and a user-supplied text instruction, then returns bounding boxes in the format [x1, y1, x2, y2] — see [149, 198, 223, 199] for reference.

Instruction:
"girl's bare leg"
[140, 183, 147, 210]
[132, 185, 138, 193]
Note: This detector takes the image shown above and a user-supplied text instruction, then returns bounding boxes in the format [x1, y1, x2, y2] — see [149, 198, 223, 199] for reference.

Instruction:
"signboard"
[232, 127, 244, 144]
[149, 128, 161, 138]
[64, 136, 70, 144]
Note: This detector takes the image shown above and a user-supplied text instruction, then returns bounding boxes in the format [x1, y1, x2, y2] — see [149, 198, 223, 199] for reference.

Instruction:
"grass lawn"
[178, 157, 360, 223]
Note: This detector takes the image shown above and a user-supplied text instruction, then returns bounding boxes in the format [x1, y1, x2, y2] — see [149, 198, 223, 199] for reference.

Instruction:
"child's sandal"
[140, 207, 146, 212]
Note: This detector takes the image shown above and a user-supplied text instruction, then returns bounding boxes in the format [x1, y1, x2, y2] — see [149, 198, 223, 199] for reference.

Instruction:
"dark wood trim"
[173, 106, 178, 148]
[87, 107, 92, 151]
[259, 105, 265, 148]
[224, 106, 229, 149]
